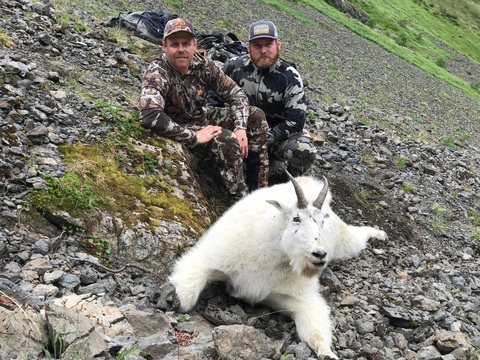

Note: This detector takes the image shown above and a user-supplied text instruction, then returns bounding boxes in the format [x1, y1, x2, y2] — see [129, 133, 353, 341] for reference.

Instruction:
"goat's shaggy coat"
[169, 175, 387, 358]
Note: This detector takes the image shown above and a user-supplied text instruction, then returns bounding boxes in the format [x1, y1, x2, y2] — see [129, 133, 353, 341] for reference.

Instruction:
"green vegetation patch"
[166, 0, 185, 9]
[468, 209, 480, 226]
[0, 27, 15, 48]
[260, 0, 316, 26]
[29, 140, 207, 234]
[52, 0, 124, 19]
[354, 188, 369, 204]
[304, 0, 480, 99]
[28, 105, 210, 236]
[440, 129, 471, 149]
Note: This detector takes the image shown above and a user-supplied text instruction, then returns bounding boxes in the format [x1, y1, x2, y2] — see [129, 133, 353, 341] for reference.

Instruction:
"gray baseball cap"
[248, 20, 278, 41]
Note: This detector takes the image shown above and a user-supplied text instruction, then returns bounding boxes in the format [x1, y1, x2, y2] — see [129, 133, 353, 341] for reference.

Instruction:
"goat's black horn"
[313, 176, 329, 209]
[286, 171, 308, 209]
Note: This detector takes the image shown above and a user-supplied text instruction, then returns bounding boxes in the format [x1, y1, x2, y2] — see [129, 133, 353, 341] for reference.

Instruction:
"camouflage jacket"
[223, 54, 307, 142]
[139, 52, 249, 146]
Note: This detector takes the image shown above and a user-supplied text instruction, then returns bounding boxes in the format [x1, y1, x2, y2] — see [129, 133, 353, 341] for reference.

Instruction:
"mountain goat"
[169, 174, 387, 358]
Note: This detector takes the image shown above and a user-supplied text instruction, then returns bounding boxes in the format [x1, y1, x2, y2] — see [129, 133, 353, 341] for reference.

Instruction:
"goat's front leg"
[294, 298, 338, 359]
[266, 292, 339, 359]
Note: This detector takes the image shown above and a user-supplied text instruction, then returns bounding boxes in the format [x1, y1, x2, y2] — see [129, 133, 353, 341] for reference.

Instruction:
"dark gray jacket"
[223, 54, 307, 142]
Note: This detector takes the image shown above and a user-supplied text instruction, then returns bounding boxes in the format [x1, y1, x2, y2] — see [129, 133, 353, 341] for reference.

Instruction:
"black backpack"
[196, 32, 248, 63]
[106, 10, 178, 44]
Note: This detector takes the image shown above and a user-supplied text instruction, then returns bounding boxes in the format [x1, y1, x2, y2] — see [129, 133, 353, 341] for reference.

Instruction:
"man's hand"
[195, 125, 222, 144]
[234, 129, 248, 159]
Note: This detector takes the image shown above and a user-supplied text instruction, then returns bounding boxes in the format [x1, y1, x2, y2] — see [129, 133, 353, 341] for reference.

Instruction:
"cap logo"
[171, 19, 187, 30]
[253, 24, 271, 36]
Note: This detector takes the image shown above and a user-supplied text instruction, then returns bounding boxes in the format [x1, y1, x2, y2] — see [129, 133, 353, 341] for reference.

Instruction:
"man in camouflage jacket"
[139, 18, 269, 203]
[223, 20, 316, 184]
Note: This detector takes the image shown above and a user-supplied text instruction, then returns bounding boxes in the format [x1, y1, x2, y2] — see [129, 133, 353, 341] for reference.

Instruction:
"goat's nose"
[312, 250, 327, 260]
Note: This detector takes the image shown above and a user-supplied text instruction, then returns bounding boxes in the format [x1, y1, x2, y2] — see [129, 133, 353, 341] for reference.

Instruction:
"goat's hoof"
[318, 355, 338, 360]
[372, 228, 388, 241]
[317, 349, 339, 360]
[316, 347, 339, 359]
[156, 281, 180, 311]
[378, 230, 388, 241]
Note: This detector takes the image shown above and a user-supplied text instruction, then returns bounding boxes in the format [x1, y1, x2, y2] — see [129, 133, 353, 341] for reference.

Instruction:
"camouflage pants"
[269, 131, 317, 178]
[188, 106, 269, 202]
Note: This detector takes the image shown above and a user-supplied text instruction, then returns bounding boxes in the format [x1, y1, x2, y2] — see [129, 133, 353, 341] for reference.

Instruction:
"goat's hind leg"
[333, 224, 388, 260]
[169, 252, 213, 312]
[355, 225, 388, 242]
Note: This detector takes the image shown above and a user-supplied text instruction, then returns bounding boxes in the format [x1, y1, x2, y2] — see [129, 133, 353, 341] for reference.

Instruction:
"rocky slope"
[1, 0, 480, 359]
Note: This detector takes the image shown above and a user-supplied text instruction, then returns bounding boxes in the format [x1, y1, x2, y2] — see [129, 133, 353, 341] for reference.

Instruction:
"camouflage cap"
[163, 18, 195, 41]
[248, 20, 278, 41]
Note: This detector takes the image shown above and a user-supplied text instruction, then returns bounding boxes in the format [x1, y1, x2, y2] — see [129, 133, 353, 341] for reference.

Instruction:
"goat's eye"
[293, 216, 301, 223]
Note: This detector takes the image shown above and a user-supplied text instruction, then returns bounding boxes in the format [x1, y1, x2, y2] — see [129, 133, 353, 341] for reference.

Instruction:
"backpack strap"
[225, 32, 240, 42]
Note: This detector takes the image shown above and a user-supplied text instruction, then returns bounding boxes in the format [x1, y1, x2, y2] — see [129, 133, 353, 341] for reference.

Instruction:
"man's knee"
[287, 150, 315, 176]
[278, 136, 316, 176]
[247, 107, 268, 134]
[210, 130, 243, 161]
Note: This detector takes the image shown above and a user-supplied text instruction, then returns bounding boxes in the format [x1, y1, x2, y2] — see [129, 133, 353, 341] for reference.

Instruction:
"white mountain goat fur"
[169, 174, 387, 358]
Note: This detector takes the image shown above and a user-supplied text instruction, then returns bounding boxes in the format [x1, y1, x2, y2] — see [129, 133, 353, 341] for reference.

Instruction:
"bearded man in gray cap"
[223, 20, 316, 185]
[139, 18, 269, 203]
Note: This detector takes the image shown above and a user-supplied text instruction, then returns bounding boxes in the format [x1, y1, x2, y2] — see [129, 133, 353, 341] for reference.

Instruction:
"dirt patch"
[323, 171, 422, 248]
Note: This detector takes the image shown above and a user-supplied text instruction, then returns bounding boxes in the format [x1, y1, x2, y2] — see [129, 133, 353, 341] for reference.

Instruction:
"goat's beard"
[290, 256, 326, 278]
[302, 263, 326, 278]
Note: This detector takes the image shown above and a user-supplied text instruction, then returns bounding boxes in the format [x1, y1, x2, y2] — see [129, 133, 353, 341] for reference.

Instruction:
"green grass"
[27, 103, 211, 236]
[166, 0, 185, 9]
[260, 0, 317, 26]
[431, 202, 446, 216]
[52, 0, 120, 19]
[49, 0, 479, 99]
[214, 18, 234, 29]
[440, 129, 471, 148]
[354, 188, 369, 204]
[396, 157, 407, 169]
[298, 0, 480, 99]
[0, 26, 15, 48]
[117, 343, 140, 360]
[468, 209, 480, 226]
[401, 182, 415, 193]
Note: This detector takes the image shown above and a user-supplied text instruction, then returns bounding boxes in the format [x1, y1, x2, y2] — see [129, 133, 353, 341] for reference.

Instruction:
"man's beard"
[252, 50, 280, 69]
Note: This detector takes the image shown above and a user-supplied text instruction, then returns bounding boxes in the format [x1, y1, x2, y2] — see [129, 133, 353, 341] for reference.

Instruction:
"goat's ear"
[266, 199, 284, 212]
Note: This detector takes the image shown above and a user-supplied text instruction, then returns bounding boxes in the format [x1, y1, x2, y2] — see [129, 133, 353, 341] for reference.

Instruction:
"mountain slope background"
[57, 0, 480, 145]
[1, 0, 480, 359]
